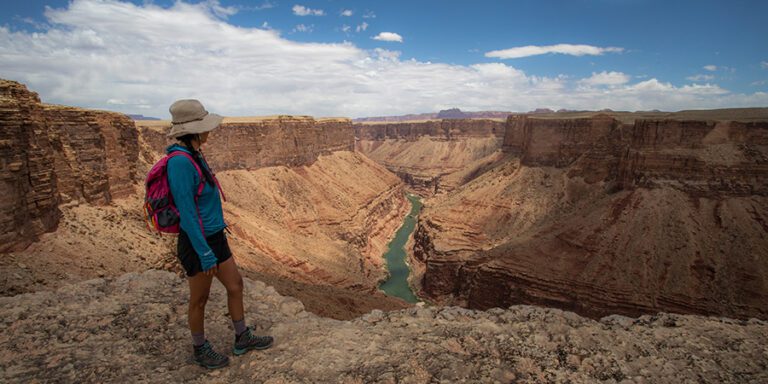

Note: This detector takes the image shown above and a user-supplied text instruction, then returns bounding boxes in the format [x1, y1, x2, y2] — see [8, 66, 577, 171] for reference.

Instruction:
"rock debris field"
[1, 270, 766, 383]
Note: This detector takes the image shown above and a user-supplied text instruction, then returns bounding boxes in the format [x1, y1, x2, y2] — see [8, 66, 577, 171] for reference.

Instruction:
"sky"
[0, 0, 767, 118]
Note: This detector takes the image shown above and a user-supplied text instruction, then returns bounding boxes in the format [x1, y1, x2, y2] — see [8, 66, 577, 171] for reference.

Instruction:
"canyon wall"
[414, 113, 768, 320]
[355, 119, 506, 194]
[136, 116, 354, 172]
[0, 80, 139, 252]
[0, 80, 59, 252]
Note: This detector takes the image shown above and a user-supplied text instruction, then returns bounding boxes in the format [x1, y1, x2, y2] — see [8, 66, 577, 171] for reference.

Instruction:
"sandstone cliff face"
[415, 114, 768, 320]
[0, 80, 142, 252]
[355, 119, 506, 194]
[136, 116, 355, 171]
[0, 80, 59, 252]
[44, 105, 139, 204]
[1, 270, 766, 383]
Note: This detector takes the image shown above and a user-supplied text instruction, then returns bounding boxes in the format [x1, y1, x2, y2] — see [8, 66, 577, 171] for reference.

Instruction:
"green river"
[379, 194, 423, 303]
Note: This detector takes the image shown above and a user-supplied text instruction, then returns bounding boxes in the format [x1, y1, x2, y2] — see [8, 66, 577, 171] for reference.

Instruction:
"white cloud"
[373, 48, 401, 61]
[579, 71, 630, 86]
[686, 74, 715, 82]
[356, 22, 368, 32]
[341, 25, 351, 34]
[293, 24, 313, 33]
[485, 44, 624, 59]
[761, 61, 768, 69]
[703, 65, 717, 71]
[340, 9, 353, 17]
[362, 11, 376, 19]
[239, 1, 275, 11]
[372, 32, 403, 43]
[1, 0, 766, 119]
[292, 5, 324, 16]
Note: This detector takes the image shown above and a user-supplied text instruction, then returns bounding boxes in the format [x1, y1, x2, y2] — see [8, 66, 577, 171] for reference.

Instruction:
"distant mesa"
[528, 108, 555, 114]
[128, 114, 160, 120]
[435, 108, 467, 119]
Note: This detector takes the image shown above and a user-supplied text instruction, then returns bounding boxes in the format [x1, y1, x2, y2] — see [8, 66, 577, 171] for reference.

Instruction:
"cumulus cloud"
[579, 71, 630, 86]
[356, 22, 368, 32]
[485, 44, 624, 59]
[686, 74, 715, 82]
[703, 65, 717, 71]
[340, 9, 353, 17]
[0, 0, 765, 118]
[372, 32, 403, 43]
[292, 5, 324, 16]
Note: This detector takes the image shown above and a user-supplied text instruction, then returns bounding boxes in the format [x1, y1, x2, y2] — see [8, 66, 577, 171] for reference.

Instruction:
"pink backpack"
[143, 151, 225, 234]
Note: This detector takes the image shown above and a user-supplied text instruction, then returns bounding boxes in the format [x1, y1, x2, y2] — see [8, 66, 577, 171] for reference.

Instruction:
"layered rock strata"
[1, 270, 766, 383]
[136, 116, 354, 171]
[44, 105, 139, 204]
[1, 80, 139, 251]
[355, 119, 506, 194]
[0, 80, 59, 252]
[415, 113, 768, 320]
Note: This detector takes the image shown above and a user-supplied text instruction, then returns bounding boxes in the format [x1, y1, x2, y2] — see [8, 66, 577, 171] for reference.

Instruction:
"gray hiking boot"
[193, 340, 229, 369]
[233, 326, 274, 356]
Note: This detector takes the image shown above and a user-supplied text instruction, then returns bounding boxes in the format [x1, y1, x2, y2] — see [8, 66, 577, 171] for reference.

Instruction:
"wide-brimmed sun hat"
[166, 99, 224, 139]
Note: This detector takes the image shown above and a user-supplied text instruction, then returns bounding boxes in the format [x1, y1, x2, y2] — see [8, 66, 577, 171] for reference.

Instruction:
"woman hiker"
[165, 99, 274, 369]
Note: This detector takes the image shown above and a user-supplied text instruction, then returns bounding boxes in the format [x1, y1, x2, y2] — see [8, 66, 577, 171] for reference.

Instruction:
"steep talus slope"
[1, 270, 766, 383]
[218, 150, 409, 291]
[414, 114, 768, 320]
[355, 119, 506, 194]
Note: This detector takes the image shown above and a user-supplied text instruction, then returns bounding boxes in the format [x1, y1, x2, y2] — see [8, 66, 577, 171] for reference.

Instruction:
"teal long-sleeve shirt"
[165, 144, 226, 271]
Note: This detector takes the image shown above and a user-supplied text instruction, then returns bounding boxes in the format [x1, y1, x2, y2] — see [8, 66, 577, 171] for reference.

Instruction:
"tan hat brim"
[167, 113, 224, 138]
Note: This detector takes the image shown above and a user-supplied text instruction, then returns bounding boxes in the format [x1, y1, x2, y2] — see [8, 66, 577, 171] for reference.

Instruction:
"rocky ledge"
[1, 270, 766, 383]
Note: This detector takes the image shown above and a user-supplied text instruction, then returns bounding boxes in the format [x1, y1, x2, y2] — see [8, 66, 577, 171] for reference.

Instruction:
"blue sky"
[0, 0, 766, 118]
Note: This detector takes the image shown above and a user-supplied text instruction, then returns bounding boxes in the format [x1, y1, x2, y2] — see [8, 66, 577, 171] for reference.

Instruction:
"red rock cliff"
[355, 119, 506, 194]
[136, 116, 354, 171]
[0, 80, 59, 252]
[415, 113, 768, 320]
[0, 80, 139, 251]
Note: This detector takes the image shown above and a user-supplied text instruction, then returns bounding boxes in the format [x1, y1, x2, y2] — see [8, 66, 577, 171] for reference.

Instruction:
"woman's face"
[199, 131, 210, 144]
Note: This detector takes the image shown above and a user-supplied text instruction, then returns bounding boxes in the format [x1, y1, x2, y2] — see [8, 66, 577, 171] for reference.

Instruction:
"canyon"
[411, 111, 768, 320]
[0, 79, 410, 319]
[2, 78, 768, 381]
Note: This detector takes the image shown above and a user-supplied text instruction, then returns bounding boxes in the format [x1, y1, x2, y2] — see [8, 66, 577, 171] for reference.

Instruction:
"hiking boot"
[233, 326, 274, 356]
[193, 340, 229, 369]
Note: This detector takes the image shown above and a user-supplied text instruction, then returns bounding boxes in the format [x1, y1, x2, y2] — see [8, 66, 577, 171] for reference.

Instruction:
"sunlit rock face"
[0, 80, 139, 252]
[414, 112, 768, 320]
[355, 119, 506, 195]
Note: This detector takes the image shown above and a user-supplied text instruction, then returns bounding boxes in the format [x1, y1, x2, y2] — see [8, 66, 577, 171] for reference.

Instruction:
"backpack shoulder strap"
[168, 151, 206, 197]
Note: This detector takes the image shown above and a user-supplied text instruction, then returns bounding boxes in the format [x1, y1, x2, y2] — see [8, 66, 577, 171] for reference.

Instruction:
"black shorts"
[177, 229, 232, 277]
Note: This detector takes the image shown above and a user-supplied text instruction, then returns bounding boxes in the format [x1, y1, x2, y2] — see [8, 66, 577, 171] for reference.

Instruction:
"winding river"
[379, 194, 423, 303]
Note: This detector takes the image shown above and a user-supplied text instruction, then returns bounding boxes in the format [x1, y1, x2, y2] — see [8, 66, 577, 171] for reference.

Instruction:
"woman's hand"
[203, 265, 219, 276]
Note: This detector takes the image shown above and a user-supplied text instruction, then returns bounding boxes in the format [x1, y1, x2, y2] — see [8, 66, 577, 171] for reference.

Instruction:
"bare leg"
[215, 257, 245, 322]
[188, 270, 215, 334]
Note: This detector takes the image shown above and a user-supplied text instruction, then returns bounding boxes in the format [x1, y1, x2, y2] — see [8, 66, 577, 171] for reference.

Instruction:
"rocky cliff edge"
[1, 270, 766, 383]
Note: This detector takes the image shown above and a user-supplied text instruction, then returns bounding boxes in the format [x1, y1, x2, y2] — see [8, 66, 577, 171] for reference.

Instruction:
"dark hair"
[177, 133, 215, 186]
